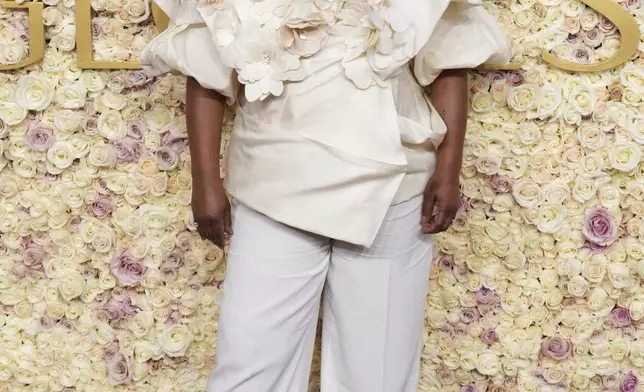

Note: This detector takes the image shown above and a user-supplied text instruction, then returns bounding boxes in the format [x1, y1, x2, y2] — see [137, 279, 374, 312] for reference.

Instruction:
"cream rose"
[15, 74, 54, 111]
[158, 324, 194, 357]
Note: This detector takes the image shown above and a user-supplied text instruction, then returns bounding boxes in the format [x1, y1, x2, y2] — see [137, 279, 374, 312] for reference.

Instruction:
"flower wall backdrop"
[0, 0, 643, 391]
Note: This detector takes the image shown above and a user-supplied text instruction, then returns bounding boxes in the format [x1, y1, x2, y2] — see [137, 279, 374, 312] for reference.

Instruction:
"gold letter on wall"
[0, 2, 45, 71]
[542, 0, 639, 72]
[75, 0, 169, 69]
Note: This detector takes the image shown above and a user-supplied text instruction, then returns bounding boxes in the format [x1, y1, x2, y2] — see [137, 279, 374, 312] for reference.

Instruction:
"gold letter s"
[542, 0, 639, 72]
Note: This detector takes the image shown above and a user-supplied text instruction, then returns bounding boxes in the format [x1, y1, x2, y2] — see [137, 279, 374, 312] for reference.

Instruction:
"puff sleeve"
[413, 0, 512, 86]
[140, 0, 239, 102]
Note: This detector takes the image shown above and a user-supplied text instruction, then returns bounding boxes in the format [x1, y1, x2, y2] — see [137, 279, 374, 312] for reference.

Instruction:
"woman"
[142, 0, 511, 390]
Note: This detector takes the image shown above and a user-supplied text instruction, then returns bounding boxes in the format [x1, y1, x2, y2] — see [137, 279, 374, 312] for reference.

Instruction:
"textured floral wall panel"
[0, 1, 643, 391]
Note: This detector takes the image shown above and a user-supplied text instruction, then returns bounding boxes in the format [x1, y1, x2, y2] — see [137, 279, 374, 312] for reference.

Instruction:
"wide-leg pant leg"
[321, 195, 433, 392]
[207, 203, 331, 392]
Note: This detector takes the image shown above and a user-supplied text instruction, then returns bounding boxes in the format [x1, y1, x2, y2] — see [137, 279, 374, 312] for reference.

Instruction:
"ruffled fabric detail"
[413, 0, 513, 86]
[140, 0, 239, 102]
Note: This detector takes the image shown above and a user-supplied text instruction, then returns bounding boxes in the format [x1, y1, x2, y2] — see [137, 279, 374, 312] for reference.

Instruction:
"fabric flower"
[336, 2, 415, 88]
[229, 21, 306, 101]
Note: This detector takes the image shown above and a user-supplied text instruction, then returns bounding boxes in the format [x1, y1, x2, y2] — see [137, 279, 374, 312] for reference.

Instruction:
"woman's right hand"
[192, 180, 232, 248]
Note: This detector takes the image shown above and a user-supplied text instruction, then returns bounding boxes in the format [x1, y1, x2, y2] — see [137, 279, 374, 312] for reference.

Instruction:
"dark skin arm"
[422, 69, 469, 234]
[186, 76, 232, 248]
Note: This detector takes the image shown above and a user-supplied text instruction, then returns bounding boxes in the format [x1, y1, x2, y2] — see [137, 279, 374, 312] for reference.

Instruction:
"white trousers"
[207, 196, 433, 392]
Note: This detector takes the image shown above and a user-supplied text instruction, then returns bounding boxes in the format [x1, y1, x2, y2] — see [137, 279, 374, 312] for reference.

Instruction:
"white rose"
[537, 203, 567, 233]
[581, 256, 606, 283]
[80, 71, 107, 92]
[58, 273, 86, 301]
[0, 103, 27, 126]
[97, 110, 126, 140]
[87, 143, 117, 167]
[572, 176, 596, 202]
[512, 179, 543, 208]
[620, 65, 644, 94]
[542, 179, 570, 204]
[158, 324, 193, 357]
[46, 141, 75, 169]
[567, 276, 589, 297]
[607, 262, 632, 289]
[598, 184, 620, 209]
[50, 25, 76, 52]
[577, 123, 606, 150]
[55, 84, 87, 109]
[476, 352, 500, 376]
[15, 75, 54, 110]
[144, 105, 173, 133]
[609, 142, 641, 172]
[507, 84, 539, 112]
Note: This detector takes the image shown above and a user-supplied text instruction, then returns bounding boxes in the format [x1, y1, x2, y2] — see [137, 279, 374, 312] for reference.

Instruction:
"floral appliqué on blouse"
[200, 0, 416, 101]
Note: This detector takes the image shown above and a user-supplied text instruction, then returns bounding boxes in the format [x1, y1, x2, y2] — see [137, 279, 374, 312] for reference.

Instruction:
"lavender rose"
[620, 372, 639, 392]
[489, 175, 513, 193]
[583, 207, 618, 246]
[24, 244, 47, 268]
[82, 117, 98, 135]
[459, 308, 480, 324]
[25, 125, 54, 151]
[506, 70, 524, 87]
[103, 299, 126, 322]
[113, 139, 136, 162]
[126, 121, 144, 139]
[612, 308, 632, 328]
[109, 249, 147, 286]
[481, 329, 498, 345]
[91, 197, 111, 218]
[461, 385, 479, 392]
[106, 351, 132, 385]
[540, 335, 572, 360]
[155, 146, 179, 170]
[476, 286, 496, 304]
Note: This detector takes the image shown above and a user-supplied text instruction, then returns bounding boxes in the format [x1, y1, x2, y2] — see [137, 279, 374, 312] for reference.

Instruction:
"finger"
[224, 207, 233, 235]
[436, 208, 458, 233]
[422, 192, 436, 225]
[212, 219, 226, 249]
[199, 221, 215, 244]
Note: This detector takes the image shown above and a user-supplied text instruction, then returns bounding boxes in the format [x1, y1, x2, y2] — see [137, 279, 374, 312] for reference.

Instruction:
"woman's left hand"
[421, 171, 460, 234]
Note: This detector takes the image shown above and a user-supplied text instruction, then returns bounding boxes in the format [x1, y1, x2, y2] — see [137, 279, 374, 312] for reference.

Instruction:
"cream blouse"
[141, 0, 512, 247]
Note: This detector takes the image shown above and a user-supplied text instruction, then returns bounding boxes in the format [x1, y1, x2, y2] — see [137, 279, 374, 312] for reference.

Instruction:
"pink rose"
[540, 335, 572, 360]
[125, 70, 151, 87]
[476, 286, 496, 304]
[24, 244, 47, 268]
[82, 117, 99, 135]
[459, 308, 480, 324]
[621, 372, 639, 392]
[109, 249, 147, 286]
[481, 329, 498, 345]
[25, 125, 54, 151]
[489, 175, 514, 193]
[485, 71, 506, 84]
[91, 197, 112, 218]
[155, 146, 179, 170]
[583, 207, 618, 246]
[106, 350, 132, 385]
[126, 121, 144, 139]
[612, 308, 632, 327]
[506, 70, 524, 87]
[572, 47, 591, 64]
